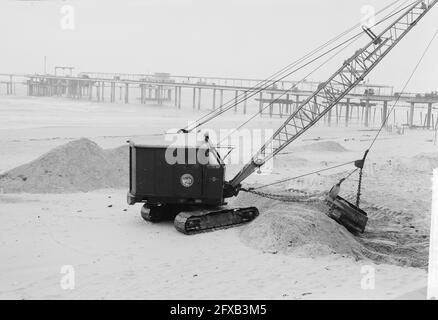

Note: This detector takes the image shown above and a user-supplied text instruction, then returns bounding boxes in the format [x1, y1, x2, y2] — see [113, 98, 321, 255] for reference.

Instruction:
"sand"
[0, 190, 427, 300]
[237, 195, 363, 258]
[233, 189, 429, 268]
[0, 96, 436, 299]
[292, 140, 349, 153]
[0, 115, 433, 268]
[405, 152, 438, 172]
[0, 139, 129, 193]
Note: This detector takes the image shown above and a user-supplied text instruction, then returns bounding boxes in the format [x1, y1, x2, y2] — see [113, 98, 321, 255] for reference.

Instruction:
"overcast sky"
[0, 0, 437, 92]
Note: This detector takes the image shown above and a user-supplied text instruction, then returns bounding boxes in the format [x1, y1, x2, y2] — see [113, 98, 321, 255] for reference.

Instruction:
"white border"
[427, 169, 438, 299]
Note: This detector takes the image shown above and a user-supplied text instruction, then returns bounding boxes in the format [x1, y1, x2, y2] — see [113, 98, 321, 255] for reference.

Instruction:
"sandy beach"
[0, 96, 435, 299]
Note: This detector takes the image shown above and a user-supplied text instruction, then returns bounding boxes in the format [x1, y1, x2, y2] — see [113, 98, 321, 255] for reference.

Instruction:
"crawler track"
[174, 207, 259, 235]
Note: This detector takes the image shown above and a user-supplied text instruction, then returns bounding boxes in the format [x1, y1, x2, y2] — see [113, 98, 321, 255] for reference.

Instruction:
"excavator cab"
[127, 139, 259, 232]
[127, 140, 226, 209]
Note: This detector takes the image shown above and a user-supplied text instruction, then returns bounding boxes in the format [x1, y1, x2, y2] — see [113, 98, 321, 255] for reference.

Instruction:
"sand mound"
[410, 152, 438, 172]
[292, 141, 348, 153]
[104, 145, 129, 175]
[0, 139, 129, 193]
[275, 155, 310, 169]
[236, 192, 363, 258]
[235, 191, 429, 268]
[386, 152, 438, 174]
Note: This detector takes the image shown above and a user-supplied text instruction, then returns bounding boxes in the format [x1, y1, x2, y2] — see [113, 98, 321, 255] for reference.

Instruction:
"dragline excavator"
[127, 0, 437, 234]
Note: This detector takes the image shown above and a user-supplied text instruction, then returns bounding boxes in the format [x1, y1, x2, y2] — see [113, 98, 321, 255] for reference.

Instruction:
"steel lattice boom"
[228, 0, 437, 189]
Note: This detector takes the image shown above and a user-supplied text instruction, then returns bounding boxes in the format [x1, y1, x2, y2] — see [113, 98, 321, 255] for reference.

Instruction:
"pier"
[0, 72, 437, 129]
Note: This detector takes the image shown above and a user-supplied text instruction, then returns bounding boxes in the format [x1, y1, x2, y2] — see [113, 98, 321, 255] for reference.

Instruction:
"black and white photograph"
[1, 0, 438, 304]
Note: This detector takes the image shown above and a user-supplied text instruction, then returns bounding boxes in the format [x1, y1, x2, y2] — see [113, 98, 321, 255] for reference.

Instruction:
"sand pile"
[235, 191, 429, 268]
[383, 152, 438, 174]
[408, 152, 438, 172]
[0, 139, 129, 193]
[235, 192, 363, 258]
[292, 141, 348, 153]
[274, 155, 310, 169]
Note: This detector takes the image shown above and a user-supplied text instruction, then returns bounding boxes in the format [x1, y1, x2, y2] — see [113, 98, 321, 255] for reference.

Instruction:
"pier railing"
[0, 72, 436, 129]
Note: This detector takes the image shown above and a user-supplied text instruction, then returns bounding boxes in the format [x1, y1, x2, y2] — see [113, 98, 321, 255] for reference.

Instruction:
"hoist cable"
[182, 0, 417, 132]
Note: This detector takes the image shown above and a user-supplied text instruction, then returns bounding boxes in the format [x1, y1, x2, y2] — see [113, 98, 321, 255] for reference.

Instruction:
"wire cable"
[368, 28, 438, 151]
[188, 0, 408, 129]
[248, 160, 356, 191]
[217, 0, 418, 149]
[243, 4, 435, 192]
[183, 0, 418, 132]
[217, 30, 365, 149]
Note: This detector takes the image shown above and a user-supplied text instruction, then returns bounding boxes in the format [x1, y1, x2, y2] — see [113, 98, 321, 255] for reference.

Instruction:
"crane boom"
[226, 0, 437, 193]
